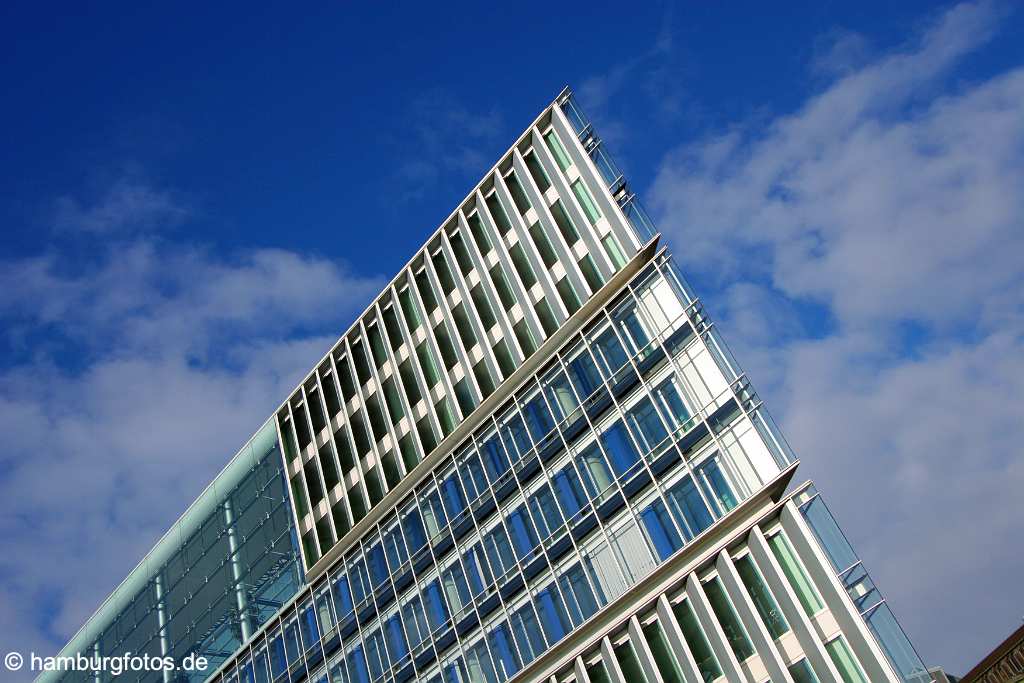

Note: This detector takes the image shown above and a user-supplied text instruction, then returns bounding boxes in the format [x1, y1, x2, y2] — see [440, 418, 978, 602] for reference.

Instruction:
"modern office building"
[43, 88, 933, 683]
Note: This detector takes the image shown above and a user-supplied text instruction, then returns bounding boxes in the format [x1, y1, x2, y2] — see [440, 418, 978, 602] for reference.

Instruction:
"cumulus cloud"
[0, 180, 384, 679]
[648, 0, 1023, 673]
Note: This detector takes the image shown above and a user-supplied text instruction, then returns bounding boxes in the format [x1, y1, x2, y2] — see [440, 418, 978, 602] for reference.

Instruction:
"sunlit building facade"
[45, 88, 931, 683]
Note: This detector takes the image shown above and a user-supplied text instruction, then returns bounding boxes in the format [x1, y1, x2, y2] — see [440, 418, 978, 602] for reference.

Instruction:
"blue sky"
[1, 1, 1022, 678]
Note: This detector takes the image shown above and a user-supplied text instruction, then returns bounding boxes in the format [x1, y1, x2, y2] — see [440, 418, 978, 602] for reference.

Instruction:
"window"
[522, 392, 554, 442]
[398, 287, 421, 332]
[415, 269, 438, 314]
[826, 637, 869, 683]
[453, 303, 477, 349]
[319, 443, 339, 490]
[466, 212, 492, 255]
[603, 234, 628, 271]
[571, 179, 602, 225]
[665, 474, 714, 540]
[417, 416, 438, 454]
[566, 346, 602, 399]
[510, 602, 545, 662]
[337, 355, 357, 401]
[489, 265, 516, 311]
[578, 254, 604, 293]
[416, 343, 441, 386]
[529, 222, 558, 268]
[557, 277, 581, 315]
[704, 577, 754, 660]
[552, 463, 588, 518]
[449, 231, 474, 275]
[652, 377, 691, 430]
[524, 151, 550, 191]
[366, 393, 387, 441]
[506, 172, 531, 214]
[434, 323, 459, 370]
[600, 420, 641, 477]
[735, 554, 788, 637]
[435, 397, 457, 436]
[641, 498, 683, 560]
[493, 340, 516, 379]
[788, 659, 821, 683]
[352, 340, 372, 385]
[398, 360, 422, 406]
[576, 442, 614, 497]
[542, 369, 578, 422]
[672, 599, 722, 682]
[586, 660, 612, 683]
[513, 320, 537, 358]
[613, 641, 646, 682]
[473, 360, 496, 399]
[535, 298, 558, 336]
[767, 532, 824, 616]
[550, 199, 579, 244]
[643, 620, 685, 683]
[454, 378, 476, 417]
[382, 377, 404, 424]
[696, 457, 737, 515]
[334, 426, 355, 471]
[432, 251, 456, 294]
[509, 242, 537, 288]
[382, 305, 404, 350]
[528, 483, 563, 540]
[349, 410, 371, 455]
[626, 395, 669, 453]
[592, 326, 628, 376]
[322, 377, 342, 420]
[544, 130, 571, 172]
[471, 285, 497, 329]
[485, 192, 513, 234]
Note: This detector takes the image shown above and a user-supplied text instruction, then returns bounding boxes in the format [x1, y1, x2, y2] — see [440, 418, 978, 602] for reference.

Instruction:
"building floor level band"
[40, 87, 933, 683]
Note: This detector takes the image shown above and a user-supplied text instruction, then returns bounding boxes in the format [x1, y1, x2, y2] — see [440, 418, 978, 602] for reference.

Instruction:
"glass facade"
[207, 258, 785, 683]
[48, 87, 927, 683]
[796, 485, 931, 683]
[53, 421, 303, 683]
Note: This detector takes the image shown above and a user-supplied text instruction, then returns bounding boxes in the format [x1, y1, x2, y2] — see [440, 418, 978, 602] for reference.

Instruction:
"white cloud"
[54, 178, 190, 234]
[648, 0, 1024, 673]
[0, 181, 385, 680]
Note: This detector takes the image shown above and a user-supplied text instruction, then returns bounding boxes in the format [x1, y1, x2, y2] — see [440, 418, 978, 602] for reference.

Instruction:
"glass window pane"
[509, 243, 537, 288]
[704, 578, 754, 661]
[416, 269, 438, 313]
[544, 130, 571, 172]
[529, 222, 558, 268]
[524, 151, 550, 191]
[602, 234, 627, 271]
[600, 420, 641, 477]
[735, 555, 789, 638]
[641, 499, 683, 560]
[506, 172, 531, 214]
[467, 213, 492, 255]
[613, 641, 647, 682]
[672, 599, 722, 682]
[826, 637, 869, 683]
[768, 532, 824, 616]
[643, 620, 685, 683]
[550, 199, 579, 244]
[665, 475, 714, 540]
[788, 659, 821, 683]
[578, 254, 604, 293]
[399, 287, 421, 332]
[489, 265, 516, 311]
[571, 179, 602, 224]
[486, 193, 513, 234]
